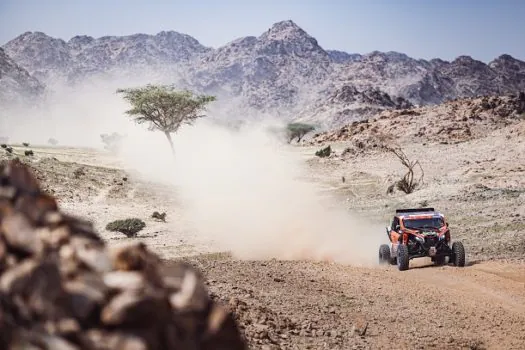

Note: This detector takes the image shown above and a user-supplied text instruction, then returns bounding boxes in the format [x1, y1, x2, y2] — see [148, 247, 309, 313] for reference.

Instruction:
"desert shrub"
[48, 138, 58, 146]
[100, 132, 126, 152]
[341, 147, 353, 157]
[315, 145, 332, 158]
[73, 167, 86, 178]
[1, 144, 6, 149]
[152, 211, 167, 222]
[5, 147, 13, 154]
[354, 140, 365, 149]
[106, 218, 146, 237]
[24, 150, 33, 156]
[22, 142, 29, 147]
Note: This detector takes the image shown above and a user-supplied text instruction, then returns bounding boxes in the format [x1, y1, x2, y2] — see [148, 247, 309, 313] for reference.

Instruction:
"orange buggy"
[378, 208, 466, 271]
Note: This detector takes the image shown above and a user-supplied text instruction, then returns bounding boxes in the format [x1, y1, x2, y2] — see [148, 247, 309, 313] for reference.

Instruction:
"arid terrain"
[2, 98, 524, 349]
[1, 10, 525, 350]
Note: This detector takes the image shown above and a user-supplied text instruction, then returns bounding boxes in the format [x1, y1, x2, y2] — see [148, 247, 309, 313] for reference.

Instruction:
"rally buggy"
[378, 207, 465, 271]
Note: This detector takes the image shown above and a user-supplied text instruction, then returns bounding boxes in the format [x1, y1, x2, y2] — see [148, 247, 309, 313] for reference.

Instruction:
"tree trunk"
[164, 132, 175, 156]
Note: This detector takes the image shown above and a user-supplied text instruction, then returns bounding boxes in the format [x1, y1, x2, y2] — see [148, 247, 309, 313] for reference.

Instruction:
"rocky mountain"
[0, 47, 45, 104]
[488, 54, 525, 90]
[188, 20, 333, 113]
[2, 20, 525, 129]
[326, 50, 362, 63]
[3, 30, 211, 84]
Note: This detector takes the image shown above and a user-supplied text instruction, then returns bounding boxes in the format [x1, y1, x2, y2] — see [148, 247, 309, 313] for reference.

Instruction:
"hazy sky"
[0, 0, 523, 62]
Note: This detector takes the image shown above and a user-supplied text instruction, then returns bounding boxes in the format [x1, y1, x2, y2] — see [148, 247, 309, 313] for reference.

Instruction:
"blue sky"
[0, 0, 523, 62]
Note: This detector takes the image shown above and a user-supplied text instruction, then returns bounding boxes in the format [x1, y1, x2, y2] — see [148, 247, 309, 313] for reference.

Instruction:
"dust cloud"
[1, 73, 385, 266]
[117, 116, 385, 266]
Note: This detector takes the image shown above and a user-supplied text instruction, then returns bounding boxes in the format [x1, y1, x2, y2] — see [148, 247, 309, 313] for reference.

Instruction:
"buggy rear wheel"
[389, 255, 397, 265]
[433, 255, 446, 266]
[379, 244, 391, 264]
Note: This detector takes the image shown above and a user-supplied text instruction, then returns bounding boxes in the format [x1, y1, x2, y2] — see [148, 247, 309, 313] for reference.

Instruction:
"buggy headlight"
[415, 236, 425, 243]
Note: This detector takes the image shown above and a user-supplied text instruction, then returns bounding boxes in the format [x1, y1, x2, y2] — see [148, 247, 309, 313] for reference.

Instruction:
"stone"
[0, 160, 247, 350]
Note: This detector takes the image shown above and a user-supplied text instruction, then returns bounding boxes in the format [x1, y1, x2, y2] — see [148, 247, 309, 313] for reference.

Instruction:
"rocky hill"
[0, 47, 45, 104]
[308, 92, 525, 147]
[295, 84, 413, 128]
[2, 20, 525, 128]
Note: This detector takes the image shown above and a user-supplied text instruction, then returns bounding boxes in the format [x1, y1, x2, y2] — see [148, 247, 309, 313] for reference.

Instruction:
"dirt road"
[2, 142, 524, 349]
[177, 254, 525, 350]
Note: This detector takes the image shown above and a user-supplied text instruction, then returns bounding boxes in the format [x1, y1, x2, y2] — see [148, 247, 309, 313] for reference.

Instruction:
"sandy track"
[179, 255, 525, 349]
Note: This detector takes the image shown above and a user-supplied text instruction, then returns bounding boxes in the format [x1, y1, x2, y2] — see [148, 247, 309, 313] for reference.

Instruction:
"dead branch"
[385, 145, 424, 194]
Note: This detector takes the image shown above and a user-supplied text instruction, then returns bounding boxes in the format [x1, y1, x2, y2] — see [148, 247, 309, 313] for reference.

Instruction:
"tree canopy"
[117, 84, 216, 153]
[286, 122, 316, 143]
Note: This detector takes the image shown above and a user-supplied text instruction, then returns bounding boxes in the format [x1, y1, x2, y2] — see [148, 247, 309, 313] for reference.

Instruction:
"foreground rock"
[0, 160, 246, 350]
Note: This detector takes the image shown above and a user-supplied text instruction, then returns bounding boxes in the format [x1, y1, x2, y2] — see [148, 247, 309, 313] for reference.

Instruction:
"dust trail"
[1, 72, 384, 266]
[117, 117, 385, 266]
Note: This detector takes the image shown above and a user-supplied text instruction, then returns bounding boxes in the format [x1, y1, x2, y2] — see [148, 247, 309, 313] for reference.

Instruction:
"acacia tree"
[286, 122, 316, 143]
[116, 84, 216, 154]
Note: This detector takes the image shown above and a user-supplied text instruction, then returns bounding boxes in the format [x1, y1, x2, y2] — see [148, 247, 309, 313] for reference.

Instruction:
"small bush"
[24, 150, 34, 156]
[1, 144, 6, 149]
[48, 138, 59, 146]
[341, 147, 353, 157]
[100, 132, 125, 152]
[152, 211, 167, 222]
[106, 218, 146, 237]
[73, 167, 86, 178]
[315, 145, 332, 158]
[5, 147, 13, 154]
[22, 142, 29, 147]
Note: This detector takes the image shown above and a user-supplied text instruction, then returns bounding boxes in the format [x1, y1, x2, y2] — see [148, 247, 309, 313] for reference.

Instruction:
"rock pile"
[0, 160, 246, 350]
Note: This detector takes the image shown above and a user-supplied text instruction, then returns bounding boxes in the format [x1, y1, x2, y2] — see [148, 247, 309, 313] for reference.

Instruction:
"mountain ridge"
[0, 47, 45, 105]
[2, 20, 525, 129]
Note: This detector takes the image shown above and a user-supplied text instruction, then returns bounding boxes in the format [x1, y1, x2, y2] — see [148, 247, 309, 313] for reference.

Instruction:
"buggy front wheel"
[451, 241, 466, 267]
[397, 244, 409, 271]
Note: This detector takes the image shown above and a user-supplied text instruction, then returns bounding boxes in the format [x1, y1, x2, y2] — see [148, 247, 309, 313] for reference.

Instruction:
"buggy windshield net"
[404, 217, 443, 230]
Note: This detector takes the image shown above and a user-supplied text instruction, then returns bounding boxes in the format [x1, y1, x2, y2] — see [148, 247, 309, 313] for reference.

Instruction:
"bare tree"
[385, 146, 424, 194]
[117, 85, 216, 154]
